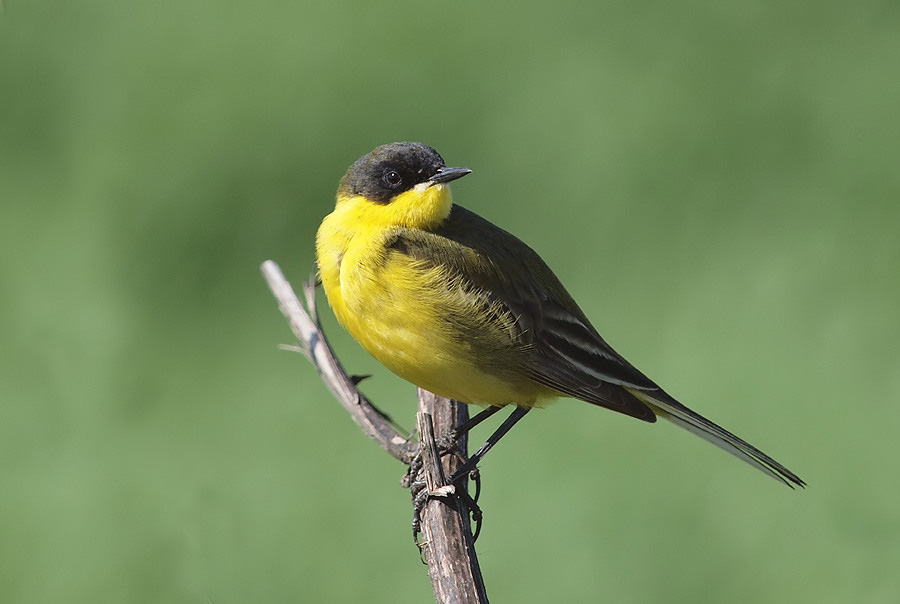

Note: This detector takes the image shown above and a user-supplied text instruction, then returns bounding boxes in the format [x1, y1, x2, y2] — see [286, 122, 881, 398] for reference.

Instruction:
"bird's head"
[335, 142, 471, 230]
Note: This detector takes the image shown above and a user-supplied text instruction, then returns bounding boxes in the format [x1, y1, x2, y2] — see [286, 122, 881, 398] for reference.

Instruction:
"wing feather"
[387, 205, 657, 421]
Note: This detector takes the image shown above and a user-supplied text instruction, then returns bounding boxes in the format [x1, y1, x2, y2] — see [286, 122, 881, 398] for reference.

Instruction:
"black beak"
[431, 166, 472, 184]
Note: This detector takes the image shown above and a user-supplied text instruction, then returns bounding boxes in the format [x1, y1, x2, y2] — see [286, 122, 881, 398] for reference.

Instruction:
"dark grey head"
[337, 142, 471, 203]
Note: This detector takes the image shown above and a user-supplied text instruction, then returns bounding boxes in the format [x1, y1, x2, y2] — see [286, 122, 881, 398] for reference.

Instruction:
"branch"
[260, 260, 417, 463]
[416, 392, 489, 603]
[260, 260, 488, 603]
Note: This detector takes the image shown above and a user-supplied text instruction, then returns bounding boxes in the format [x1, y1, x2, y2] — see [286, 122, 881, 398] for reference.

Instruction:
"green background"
[2, 1, 898, 602]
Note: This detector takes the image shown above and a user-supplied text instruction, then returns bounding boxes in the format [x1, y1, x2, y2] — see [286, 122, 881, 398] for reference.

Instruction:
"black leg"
[436, 405, 504, 452]
[453, 405, 505, 435]
[447, 406, 531, 484]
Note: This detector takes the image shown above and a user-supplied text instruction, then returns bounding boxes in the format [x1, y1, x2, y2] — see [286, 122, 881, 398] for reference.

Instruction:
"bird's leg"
[447, 406, 531, 485]
[435, 405, 504, 452]
[410, 406, 504, 544]
[435, 405, 500, 503]
[413, 405, 526, 543]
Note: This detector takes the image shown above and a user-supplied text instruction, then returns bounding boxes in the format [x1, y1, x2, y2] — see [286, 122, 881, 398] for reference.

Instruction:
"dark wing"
[387, 205, 660, 422]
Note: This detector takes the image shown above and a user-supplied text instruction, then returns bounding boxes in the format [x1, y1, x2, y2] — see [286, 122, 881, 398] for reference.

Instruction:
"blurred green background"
[2, 0, 899, 602]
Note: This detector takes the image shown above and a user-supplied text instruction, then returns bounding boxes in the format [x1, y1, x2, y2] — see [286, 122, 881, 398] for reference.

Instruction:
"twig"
[261, 260, 416, 463]
[261, 260, 488, 603]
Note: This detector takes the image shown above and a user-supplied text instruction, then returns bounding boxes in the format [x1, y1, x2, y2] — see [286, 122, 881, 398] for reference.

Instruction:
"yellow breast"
[315, 186, 552, 406]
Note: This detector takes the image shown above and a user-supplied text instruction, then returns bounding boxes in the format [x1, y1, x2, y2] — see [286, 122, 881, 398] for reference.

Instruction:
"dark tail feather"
[627, 389, 806, 488]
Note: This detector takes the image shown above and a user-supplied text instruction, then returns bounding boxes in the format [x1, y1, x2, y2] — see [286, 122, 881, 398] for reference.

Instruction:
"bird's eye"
[383, 169, 403, 187]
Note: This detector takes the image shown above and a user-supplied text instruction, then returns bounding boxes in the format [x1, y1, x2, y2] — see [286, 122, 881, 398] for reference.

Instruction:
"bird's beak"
[430, 166, 472, 184]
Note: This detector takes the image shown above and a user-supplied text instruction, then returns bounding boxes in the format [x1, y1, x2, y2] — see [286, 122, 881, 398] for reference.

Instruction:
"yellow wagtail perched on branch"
[315, 142, 804, 488]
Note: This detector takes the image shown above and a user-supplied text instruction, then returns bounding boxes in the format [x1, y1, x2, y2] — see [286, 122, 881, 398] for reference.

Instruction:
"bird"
[315, 141, 804, 488]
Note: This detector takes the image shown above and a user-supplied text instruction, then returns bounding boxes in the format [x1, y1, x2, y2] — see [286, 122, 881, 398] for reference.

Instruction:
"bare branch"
[260, 260, 417, 463]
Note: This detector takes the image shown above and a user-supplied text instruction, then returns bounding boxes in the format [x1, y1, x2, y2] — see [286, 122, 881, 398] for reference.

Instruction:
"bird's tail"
[627, 388, 805, 488]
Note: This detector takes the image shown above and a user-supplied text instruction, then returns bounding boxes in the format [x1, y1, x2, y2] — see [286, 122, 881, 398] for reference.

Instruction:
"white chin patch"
[414, 181, 433, 193]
